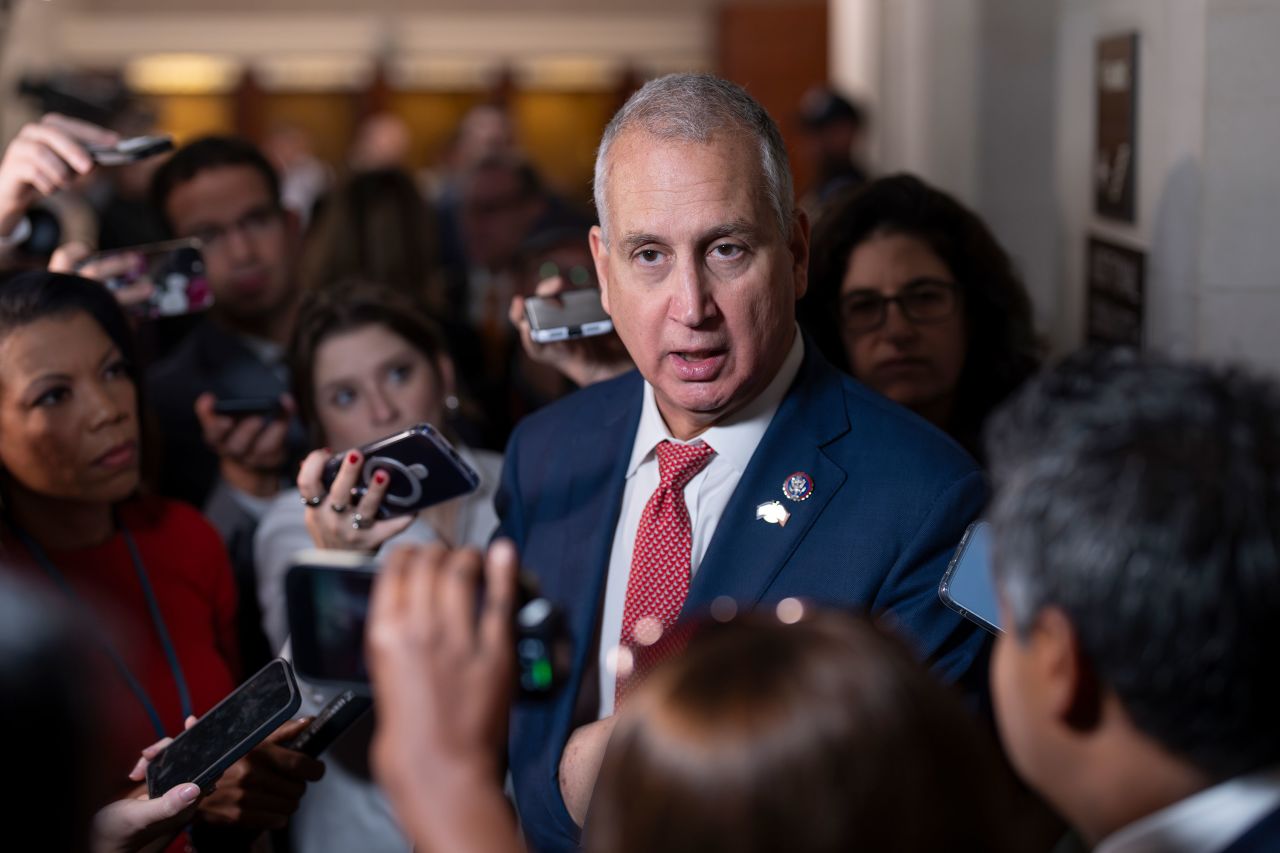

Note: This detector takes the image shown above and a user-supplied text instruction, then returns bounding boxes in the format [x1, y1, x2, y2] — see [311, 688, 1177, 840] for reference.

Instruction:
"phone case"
[285, 555, 379, 692]
[937, 521, 1002, 636]
[145, 659, 301, 797]
[525, 290, 614, 343]
[320, 424, 481, 519]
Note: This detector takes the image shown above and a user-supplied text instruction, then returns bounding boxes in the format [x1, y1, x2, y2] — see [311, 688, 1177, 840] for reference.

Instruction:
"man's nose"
[671, 257, 715, 327]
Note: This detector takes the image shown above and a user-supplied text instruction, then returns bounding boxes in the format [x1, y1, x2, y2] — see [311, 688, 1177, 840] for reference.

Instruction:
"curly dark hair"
[799, 174, 1041, 456]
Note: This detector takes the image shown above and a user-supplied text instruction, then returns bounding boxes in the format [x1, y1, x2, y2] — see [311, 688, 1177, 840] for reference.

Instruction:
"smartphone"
[938, 521, 1002, 636]
[285, 550, 566, 697]
[284, 690, 371, 758]
[83, 238, 212, 319]
[86, 134, 174, 166]
[524, 289, 614, 344]
[213, 397, 285, 419]
[320, 424, 480, 520]
[145, 658, 301, 798]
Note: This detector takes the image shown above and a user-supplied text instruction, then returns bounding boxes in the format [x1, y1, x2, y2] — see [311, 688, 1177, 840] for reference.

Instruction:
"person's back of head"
[585, 611, 1015, 853]
[299, 168, 439, 302]
[985, 348, 1280, 838]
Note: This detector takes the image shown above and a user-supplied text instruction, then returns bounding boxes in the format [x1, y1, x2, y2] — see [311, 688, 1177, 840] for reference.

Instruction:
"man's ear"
[1035, 606, 1103, 733]
[789, 207, 811, 301]
[589, 225, 612, 315]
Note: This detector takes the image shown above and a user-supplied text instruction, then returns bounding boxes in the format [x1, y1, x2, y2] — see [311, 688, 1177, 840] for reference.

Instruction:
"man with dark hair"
[147, 136, 307, 669]
[986, 348, 1280, 853]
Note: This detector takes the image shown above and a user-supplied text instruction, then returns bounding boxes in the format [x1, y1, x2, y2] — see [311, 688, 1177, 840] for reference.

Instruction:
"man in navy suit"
[985, 350, 1280, 853]
[497, 74, 988, 852]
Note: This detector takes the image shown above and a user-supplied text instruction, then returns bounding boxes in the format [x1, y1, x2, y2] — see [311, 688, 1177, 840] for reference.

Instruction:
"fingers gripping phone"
[86, 135, 174, 166]
[145, 659, 302, 798]
[321, 424, 480, 520]
[938, 521, 1002, 636]
[524, 289, 614, 344]
[285, 551, 568, 698]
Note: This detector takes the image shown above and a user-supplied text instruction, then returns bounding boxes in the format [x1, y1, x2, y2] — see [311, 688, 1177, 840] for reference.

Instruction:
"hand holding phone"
[80, 237, 211, 318]
[146, 659, 303, 797]
[509, 278, 632, 388]
[86, 134, 175, 166]
[0, 113, 118, 232]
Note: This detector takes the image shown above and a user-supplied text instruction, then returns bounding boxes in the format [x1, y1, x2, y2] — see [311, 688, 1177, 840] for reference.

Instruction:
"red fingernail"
[374, 471, 387, 484]
[348, 452, 360, 463]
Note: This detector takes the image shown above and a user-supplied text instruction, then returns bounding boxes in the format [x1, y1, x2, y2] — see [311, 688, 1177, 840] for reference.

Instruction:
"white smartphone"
[524, 289, 614, 344]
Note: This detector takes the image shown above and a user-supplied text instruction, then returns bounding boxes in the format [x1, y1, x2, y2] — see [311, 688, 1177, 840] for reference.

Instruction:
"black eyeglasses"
[839, 279, 959, 334]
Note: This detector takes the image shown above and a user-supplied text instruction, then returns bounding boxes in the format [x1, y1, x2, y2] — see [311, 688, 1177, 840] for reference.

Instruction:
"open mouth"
[668, 349, 728, 381]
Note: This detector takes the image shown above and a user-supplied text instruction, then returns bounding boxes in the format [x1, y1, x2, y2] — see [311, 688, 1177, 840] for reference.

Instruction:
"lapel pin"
[782, 471, 814, 502]
[756, 501, 791, 527]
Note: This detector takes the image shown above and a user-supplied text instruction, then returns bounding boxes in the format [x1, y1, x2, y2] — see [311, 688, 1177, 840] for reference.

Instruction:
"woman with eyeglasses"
[799, 174, 1041, 458]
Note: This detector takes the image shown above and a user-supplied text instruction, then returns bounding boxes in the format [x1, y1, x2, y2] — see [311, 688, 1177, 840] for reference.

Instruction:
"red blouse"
[4, 497, 240, 777]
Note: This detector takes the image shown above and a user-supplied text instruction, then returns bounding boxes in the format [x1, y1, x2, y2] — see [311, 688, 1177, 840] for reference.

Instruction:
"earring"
[444, 394, 460, 413]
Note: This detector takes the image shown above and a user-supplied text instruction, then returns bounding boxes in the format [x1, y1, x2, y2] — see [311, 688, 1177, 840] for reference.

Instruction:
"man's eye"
[710, 243, 744, 260]
[636, 249, 664, 265]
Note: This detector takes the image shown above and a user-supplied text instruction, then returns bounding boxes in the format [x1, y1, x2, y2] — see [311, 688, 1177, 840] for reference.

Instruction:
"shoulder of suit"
[818, 365, 981, 479]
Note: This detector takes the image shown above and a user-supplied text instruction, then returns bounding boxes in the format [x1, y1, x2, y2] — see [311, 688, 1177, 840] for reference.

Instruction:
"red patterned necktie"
[615, 439, 717, 706]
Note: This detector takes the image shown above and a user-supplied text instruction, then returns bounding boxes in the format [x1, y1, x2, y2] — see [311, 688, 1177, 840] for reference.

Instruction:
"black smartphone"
[938, 521, 1002, 636]
[285, 551, 566, 697]
[86, 134, 174, 166]
[145, 658, 301, 798]
[212, 397, 285, 418]
[321, 424, 480, 520]
[524, 289, 614, 344]
[83, 237, 211, 319]
[284, 690, 372, 758]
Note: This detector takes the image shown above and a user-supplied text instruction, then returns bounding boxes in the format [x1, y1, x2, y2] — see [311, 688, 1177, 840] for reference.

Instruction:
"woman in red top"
[0, 271, 321, 839]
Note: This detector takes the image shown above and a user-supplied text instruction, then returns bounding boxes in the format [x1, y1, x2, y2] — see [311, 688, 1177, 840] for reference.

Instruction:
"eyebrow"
[317, 350, 417, 393]
[22, 345, 120, 395]
[617, 219, 761, 255]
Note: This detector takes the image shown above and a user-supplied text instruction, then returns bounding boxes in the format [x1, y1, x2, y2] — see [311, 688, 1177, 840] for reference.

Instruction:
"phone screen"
[938, 521, 1002, 635]
[287, 561, 376, 689]
[90, 238, 212, 318]
[147, 659, 299, 796]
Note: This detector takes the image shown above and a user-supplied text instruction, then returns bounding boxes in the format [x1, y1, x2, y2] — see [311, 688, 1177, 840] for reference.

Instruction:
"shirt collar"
[626, 325, 805, 478]
[1096, 766, 1280, 853]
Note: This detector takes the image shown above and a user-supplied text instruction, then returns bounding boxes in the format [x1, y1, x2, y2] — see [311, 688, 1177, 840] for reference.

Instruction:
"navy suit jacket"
[496, 342, 988, 852]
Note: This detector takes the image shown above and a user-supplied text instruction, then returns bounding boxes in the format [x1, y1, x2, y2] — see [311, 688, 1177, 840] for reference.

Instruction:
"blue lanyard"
[13, 513, 194, 739]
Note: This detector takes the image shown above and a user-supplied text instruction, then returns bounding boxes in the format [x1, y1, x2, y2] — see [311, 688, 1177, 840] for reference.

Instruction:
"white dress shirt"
[1096, 766, 1280, 853]
[596, 328, 805, 717]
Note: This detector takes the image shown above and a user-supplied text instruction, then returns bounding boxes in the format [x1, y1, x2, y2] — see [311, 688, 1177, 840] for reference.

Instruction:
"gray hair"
[592, 73, 794, 244]
[984, 347, 1280, 780]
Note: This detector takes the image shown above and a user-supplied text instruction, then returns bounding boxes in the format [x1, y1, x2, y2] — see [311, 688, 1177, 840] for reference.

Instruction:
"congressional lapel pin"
[756, 501, 791, 527]
[782, 471, 814, 502]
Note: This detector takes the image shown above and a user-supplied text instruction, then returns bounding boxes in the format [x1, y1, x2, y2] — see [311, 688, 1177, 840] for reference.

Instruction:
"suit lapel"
[686, 348, 850, 611]
[557, 374, 642, 650]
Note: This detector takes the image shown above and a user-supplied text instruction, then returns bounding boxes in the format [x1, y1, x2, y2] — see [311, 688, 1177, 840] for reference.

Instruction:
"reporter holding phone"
[253, 281, 501, 853]
[0, 272, 321, 843]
